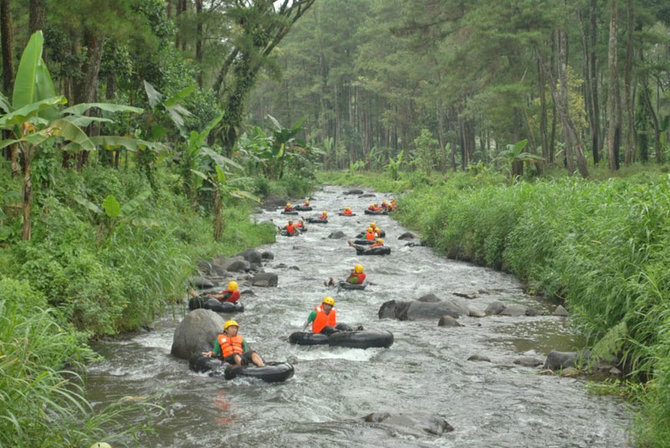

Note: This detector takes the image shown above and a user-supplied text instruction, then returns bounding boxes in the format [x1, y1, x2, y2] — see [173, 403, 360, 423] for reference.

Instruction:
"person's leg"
[320, 325, 337, 336]
[250, 351, 264, 367]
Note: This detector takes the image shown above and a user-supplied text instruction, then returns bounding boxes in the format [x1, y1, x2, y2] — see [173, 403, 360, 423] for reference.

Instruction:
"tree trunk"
[213, 188, 223, 242]
[29, 0, 46, 35]
[537, 59, 549, 164]
[623, 0, 635, 164]
[589, 0, 601, 165]
[641, 76, 662, 164]
[541, 28, 589, 177]
[21, 145, 34, 240]
[1, 0, 14, 92]
[195, 0, 203, 87]
[74, 31, 105, 104]
[606, 0, 621, 171]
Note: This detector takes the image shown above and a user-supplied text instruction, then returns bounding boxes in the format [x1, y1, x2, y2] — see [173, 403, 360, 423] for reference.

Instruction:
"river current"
[86, 185, 630, 447]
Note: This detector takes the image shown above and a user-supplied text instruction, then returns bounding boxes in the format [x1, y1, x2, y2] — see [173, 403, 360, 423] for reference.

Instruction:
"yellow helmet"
[369, 222, 376, 227]
[367, 227, 374, 233]
[323, 211, 328, 216]
[374, 227, 381, 233]
[305, 200, 310, 204]
[354, 264, 364, 274]
[376, 238, 384, 244]
[322, 296, 335, 306]
[345, 206, 351, 210]
[223, 320, 239, 330]
[286, 202, 291, 207]
[227, 281, 238, 291]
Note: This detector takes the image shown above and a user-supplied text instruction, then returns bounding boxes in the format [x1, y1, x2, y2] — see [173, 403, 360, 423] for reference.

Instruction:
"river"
[86, 185, 631, 447]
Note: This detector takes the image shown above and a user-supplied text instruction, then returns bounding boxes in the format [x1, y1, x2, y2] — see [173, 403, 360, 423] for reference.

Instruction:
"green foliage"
[385, 171, 670, 444]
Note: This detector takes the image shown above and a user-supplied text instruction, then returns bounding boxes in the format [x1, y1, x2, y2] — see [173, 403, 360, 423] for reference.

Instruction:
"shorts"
[223, 351, 255, 365]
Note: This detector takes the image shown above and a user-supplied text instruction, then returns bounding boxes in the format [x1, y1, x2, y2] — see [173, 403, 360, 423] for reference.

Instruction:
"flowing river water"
[86, 185, 631, 447]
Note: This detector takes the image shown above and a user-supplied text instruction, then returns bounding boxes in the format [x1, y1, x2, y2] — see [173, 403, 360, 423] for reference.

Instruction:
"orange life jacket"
[318, 214, 327, 220]
[365, 231, 376, 241]
[312, 305, 337, 334]
[343, 210, 352, 215]
[286, 224, 296, 234]
[217, 334, 244, 357]
[347, 272, 366, 284]
[220, 289, 240, 303]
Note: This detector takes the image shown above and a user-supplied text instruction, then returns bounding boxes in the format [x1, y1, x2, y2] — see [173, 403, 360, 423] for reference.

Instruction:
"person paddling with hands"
[202, 320, 265, 368]
[206, 281, 241, 303]
[305, 297, 338, 335]
[326, 264, 366, 287]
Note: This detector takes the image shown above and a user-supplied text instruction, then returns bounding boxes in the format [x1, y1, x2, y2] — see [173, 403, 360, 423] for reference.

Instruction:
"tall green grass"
[0, 279, 162, 447]
[0, 164, 280, 446]
[386, 173, 670, 447]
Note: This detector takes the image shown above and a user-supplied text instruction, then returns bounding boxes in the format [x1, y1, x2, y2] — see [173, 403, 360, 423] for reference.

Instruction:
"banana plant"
[0, 31, 153, 240]
[495, 139, 544, 179]
[191, 147, 259, 241]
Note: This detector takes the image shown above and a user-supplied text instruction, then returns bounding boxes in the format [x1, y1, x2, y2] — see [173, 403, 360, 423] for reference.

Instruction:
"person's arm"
[212, 341, 221, 358]
[303, 310, 317, 330]
[242, 339, 248, 352]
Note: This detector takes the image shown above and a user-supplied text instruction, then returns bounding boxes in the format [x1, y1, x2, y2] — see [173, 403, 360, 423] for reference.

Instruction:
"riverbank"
[319, 169, 670, 447]
[0, 165, 313, 446]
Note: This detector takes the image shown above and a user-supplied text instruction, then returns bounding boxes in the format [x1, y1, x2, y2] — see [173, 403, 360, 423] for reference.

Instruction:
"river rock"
[251, 272, 278, 287]
[197, 260, 214, 275]
[485, 301, 506, 315]
[553, 305, 569, 316]
[500, 304, 529, 317]
[525, 307, 540, 316]
[328, 231, 346, 239]
[438, 315, 463, 327]
[468, 309, 487, 318]
[171, 309, 224, 360]
[236, 248, 262, 264]
[344, 189, 364, 195]
[263, 194, 286, 211]
[468, 354, 491, 362]
[359, 193, 376, 198]
[560, 367, 580, 377]
[417, 293, 440, 303]
[398, 232, 415, 240]
[514, 357, 543, 367]
[378, 299, 470, 321]
[261, 251, 274, 260]
[363, 413, 454, 436]
[189, 276, 214, 289]
[543, 350, 588, 371]
[453, 290, 478, 299]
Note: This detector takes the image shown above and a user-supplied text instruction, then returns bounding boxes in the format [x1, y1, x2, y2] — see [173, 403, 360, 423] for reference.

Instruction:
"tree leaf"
[121, 190, 151, 216]
[215, 165, 227, 184]
[48, 119, 95, 151]
[163, 85, 196, 107]
[62, 103, 143, 116]
[12, 31, 44, 109]
[73, 196, 103, 215]
[143, 80, 162, 109]
[0, 96, 67, 128]
[102, 195, 122, 219]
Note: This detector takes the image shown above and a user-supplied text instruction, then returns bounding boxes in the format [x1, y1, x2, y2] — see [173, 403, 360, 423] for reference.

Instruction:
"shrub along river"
[86, 185, 630, 447]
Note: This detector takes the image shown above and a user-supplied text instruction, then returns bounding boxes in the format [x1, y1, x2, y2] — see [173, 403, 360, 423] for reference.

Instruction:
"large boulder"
[485, 301, 506, 315]
[261, 251, 274, 260]
[212, 255, 251, 273]
[378, 299, 470, 321]
[344, 189, 364, 195]
[171, 309, 225, 360]
[263, 194, 286, 211]
[328, 231, 346, 239]
[438, 315, 463, 327]
[189, 276, 214, 289]
[398, 232, 416, 240]
[251, 272, 279, 287]
[363, 413, 454, 436]
[543, 350, 589, 371]
[236, 248, 262, 265]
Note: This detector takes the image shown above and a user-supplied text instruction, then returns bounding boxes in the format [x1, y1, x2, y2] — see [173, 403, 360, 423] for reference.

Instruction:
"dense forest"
[2, 0, 670, 447]
[250, 0, 670, 176]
